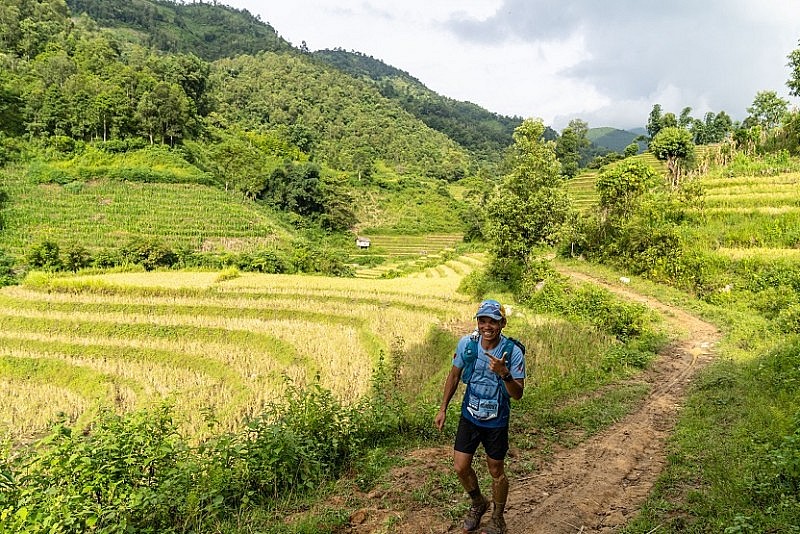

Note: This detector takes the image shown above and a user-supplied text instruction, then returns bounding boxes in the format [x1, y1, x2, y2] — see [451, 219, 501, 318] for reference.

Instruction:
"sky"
[220, 0, 800, 132]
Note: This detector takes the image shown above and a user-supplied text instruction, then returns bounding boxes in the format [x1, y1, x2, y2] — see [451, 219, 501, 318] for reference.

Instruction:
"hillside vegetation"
[0, 0, 487, 278]
[587, 126, 645, 153]
[313, 49, 526, 162]
[65, 0, 292, 59]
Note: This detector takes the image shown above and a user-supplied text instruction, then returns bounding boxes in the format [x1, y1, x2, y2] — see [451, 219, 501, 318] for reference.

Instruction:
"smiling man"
[435, 299, 526, 534]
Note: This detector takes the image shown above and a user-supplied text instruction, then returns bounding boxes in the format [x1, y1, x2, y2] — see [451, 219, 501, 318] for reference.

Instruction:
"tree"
[678, 107, 693, 128]
[710, 111, 733, 142]
[555, 119, 590, 179]
[661, 112, 678, 129]
[787, 41, 800, 97]
[136, 82, 191, 145]
[646, 104, 664, 140]
[26, 240, 63, 271]
[484, 118, 571, 262]
[650, 127, 695, 188]
[262, 162, 325, 217]
[0, 83, 24, 135]
[319, 174, 357, 231]
[504, 118, 562, 192]
[747, 90, 789, 130]
[596, 160, 659, 221]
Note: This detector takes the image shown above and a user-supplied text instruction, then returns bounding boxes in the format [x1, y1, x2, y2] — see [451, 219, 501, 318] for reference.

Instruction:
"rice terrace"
[0, 253, 484, 443]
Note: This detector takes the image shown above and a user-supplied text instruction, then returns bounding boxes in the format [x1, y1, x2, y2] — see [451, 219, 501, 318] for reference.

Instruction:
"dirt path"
[345, 270, 720, 534]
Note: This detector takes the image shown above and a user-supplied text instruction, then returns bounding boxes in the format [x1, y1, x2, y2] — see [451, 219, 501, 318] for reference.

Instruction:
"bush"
[27, 162, 73, 185]
[0, 362, 422, 533]
[26, 241, 63, 271]
[0, 249, 18, 286]
[63, 244, 93, 272]
[120, 238, 178, 271]
[238, 248, 291, 274]
[0, 407, 198, 534]
[777, 304, 800, 334]
[518, 260, 654, 341]
[93, 248, 123, 269]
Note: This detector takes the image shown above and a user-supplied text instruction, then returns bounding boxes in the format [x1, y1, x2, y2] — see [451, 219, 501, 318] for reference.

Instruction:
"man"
[435, 299, 526, 534]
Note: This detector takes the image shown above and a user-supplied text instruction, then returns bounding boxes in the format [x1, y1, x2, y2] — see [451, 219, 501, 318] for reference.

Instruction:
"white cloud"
[223, 1, 800, 131]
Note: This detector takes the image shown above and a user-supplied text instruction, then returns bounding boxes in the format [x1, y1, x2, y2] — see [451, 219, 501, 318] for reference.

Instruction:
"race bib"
[466, 394, 499, 420]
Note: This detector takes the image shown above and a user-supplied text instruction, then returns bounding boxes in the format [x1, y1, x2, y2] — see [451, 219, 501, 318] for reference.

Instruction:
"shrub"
[63, 244, 92, 272]
[27, 162, 73, 185]
[0, 249, 18, 286]
[518, 260, 653, 341]
[238, 248, 290, 274]
[0, 407, 198, 534]
[120, 238, 178, 271]
[26, 241, 63, 271]
[0, 355, 428, 533]
[93, 248, 122, 269]
[48, 135, 76, 154]
[777, 304, 800, 334]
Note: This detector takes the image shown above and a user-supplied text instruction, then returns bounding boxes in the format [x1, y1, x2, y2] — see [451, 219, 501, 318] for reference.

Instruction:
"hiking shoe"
[462, 496, 489, 532]
[481, 514, 507, 534]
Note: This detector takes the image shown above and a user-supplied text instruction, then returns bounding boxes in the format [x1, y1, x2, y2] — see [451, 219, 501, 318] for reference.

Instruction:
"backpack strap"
[460, 338, 480, 384]
[461, 337, 520, 386]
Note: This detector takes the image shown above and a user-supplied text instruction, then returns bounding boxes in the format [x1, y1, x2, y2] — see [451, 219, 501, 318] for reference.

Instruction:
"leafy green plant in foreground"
[622, 330, 800, 533]
[0, 358, 421, 533]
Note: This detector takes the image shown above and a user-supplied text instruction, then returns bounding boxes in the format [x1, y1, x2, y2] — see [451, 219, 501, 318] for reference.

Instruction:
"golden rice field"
[0, 253, 488, 443]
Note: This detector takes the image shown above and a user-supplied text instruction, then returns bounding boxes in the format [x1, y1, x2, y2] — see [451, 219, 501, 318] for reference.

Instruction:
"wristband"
[502, 373, 514, 382]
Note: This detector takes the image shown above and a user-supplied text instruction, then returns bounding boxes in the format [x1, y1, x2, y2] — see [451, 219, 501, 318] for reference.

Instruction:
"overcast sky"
[221, 1, 799, 131]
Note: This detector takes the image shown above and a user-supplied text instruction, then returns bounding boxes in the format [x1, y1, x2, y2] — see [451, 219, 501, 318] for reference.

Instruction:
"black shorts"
[454, 415, 509, 460]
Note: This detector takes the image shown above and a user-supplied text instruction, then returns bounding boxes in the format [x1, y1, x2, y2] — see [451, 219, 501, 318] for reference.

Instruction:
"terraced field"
[350, 233, 466, 278]
[687, 170, 800, 252]
[1, 165, 290, 255]
[0, 253, 485, 443]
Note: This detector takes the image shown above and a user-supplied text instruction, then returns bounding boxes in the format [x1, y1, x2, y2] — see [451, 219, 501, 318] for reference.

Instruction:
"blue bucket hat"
[475, 299, 505, 320]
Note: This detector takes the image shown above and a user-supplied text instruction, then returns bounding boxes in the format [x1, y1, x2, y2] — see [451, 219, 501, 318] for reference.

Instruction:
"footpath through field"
[346, 267, 720, 534]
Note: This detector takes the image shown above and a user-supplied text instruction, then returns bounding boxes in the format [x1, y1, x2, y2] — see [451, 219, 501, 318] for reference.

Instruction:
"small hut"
[355, 237, 371, 250]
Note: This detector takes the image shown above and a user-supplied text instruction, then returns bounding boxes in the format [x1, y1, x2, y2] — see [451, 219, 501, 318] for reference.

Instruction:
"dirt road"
[345, 270, 720, 533]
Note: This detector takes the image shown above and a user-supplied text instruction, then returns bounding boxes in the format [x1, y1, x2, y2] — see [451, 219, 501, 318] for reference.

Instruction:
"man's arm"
[502, 376, 524, 400]
[434, 365, 462, 431]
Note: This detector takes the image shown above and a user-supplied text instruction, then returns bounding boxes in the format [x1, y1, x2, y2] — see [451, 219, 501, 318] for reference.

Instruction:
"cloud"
[226, 0, 799, 130]
[444, 0, 800, 127]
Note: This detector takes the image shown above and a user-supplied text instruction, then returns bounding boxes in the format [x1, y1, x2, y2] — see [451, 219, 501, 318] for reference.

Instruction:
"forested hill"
[62, 0, 522, 163]
[65, 0, 293, 60]
[0, 0, 480, 268]
[0, 0, 474, 179]
[587, 127, 644, 153]
[313, 49, 525, 160]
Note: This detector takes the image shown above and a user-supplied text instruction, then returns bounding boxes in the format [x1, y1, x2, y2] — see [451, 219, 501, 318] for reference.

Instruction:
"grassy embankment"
[568, 149, 800, 532]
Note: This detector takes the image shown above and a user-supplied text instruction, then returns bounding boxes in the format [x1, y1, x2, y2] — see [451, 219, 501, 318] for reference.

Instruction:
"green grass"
[566, 151, 669, 210]
[623, 337, 800, 533]
[552, 257, 800, 533]
[560, 149, 800, 532]
[349, 233, 467, 278]
[0, 164, 291, 255]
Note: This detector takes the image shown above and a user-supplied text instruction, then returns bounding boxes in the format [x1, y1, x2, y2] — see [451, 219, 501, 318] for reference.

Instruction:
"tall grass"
[0, 262, 482, 442]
